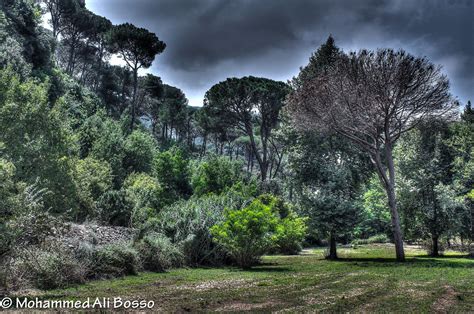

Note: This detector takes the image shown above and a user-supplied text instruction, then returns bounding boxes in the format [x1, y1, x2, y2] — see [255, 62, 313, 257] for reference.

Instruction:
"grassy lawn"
[30, 245, 474, 312]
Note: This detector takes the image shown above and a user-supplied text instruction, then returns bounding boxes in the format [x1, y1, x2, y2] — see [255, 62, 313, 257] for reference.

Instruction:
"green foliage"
[141, 188, 252, 266]
[123, 129, 157, 174]
[355, 175, 392, 239]
[211, 199, 280, 268]
[0, 68, 78, 213]
[123, 172, 164, 227]
[294, 36, 341, 86]
[395, 124, 462, 249]
[0, 159, 18, 260]
[0, 158, 17, 217]
[2, 0, 474, 292]
[204, 76, 289, 180]
[97, 189, 131, 226]
[91, 243, 139, 277]
[135, 233, 184, 272]
[108, 23, 166, 71]
[447, 110, 474, 240]
[56, 80, 102, 130]
[89, 117, 126, 187]
[153, 146, 191, 201]
[0, 35, 32, 77]
[274, 211, 308, 255]
[158, 84, 189, 140]
[289, 131, 369, 246]
[17, 246, 86, 290]
[467, 189, 474, 200]
[257, 194, 308, 255]
[6, 181, 59, 248]
[352, 234, 389, 245]
[191, 155, 244, 196]
[108, 22, 166, 130]
[1, 0, 54, 72]
[73, 157, 113, 221]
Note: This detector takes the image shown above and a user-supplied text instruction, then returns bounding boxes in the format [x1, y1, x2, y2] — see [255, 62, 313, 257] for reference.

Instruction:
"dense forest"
[0, 0, 472, 296]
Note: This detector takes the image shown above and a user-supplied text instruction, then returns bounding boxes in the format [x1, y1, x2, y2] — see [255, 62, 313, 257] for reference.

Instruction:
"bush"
[142, 189, 252, 266]
[274, 212, 308, 255]
[191, 155, 244, 196]
[123, 173, 164, 227]
[73, 157, 113, 221]
[210, 199, 279, 268]
[258, 194, 308, 255]
[90, 243, 139, 277]
[89, 117, 126, 186]
[0, 159, 17, 260]
[135, 233, 184, 272]
[153, 146, 192, 201]
[123, 130, 156, 174]
[352, 234, 389, 245]
[14, 246, 86, 290]
[0, 68, 78, 215]
[97, 189, 131, 226]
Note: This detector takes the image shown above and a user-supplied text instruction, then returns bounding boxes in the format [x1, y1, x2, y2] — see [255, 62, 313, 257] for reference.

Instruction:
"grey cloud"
[86, 0, 473, 106]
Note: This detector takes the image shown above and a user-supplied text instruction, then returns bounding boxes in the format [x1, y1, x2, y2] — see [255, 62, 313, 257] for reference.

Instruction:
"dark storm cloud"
[86, 0, 473, 106]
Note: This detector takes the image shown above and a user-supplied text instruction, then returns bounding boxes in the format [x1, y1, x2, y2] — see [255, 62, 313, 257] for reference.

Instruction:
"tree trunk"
[431, 234, 439, 257]
[67, 39, 76, 75]
[152, 120, 156, 137]
[327, 232, 338, 260]
[130, 68, 138, 132]
[247, 148, 251, 172]
[202, 134, 207, 156]
[386, 182, 405, 261]
[289, 183, 293, 202]
[384, 144, 405, 262]
[247, 124, 268, 181]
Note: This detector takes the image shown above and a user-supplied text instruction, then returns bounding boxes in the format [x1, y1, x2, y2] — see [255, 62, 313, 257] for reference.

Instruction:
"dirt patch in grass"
[432, 286, 459, 313]
[216, 300, 283, 311]
[397, 280, 431, 298]
[175, 278, 257, 291]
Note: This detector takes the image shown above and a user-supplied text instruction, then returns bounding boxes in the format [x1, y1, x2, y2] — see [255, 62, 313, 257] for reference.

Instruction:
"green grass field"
[34, 245, 474, 312]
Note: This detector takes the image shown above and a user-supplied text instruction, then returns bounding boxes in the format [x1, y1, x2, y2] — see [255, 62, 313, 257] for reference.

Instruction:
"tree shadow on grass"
[335, 257, 474, 268]
[412, 254, 472, 259]
[227, 262, 292, 273]
[243, 266, 292, 273]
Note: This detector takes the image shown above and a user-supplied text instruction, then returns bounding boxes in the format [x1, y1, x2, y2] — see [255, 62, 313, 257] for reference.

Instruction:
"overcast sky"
[85, 0, 473, 107]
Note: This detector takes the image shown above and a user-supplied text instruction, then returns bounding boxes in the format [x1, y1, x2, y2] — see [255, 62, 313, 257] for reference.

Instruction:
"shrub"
[123, 173, 164, 227]
[97, 189, 131, 226]
[191, 155, 244, 196]
[89, 117, 126, 186]
[123, 130, 156, 174]
[153, 146, 192, 201]
[14, 246, 86, 290]
[210, 199, 279, 268]
[0, 159, 17, 260]
[258, 194, 308, 255]
[90, 243, 139, 277]
[274, 212, 308, 255]
[352, 234, 389, 245]
[142, 189, 252, 266]
[135, 233, 184, 272]
[73, 157, 113, 221]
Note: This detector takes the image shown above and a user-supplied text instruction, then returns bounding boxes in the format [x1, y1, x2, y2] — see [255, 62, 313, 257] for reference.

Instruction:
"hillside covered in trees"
[0, 0, 472, 311]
